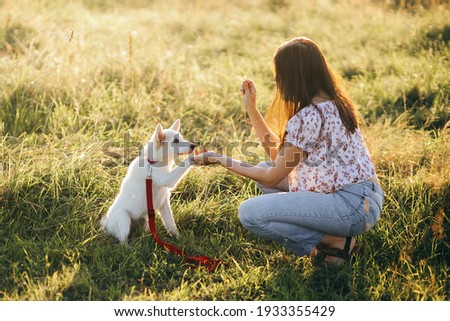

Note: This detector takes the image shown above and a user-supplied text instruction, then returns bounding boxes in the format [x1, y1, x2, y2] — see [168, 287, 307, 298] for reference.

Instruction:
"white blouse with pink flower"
[285, 100, 375, 193]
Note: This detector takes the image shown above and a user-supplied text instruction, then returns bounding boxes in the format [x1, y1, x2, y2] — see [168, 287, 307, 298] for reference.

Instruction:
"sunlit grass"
[0, 0, 448, 300]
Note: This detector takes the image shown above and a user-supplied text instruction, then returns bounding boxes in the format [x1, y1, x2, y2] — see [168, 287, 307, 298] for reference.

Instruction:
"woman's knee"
[254, 161, 289, 193]
[256, 160, 273, 168]
[238, 198, 260, 228]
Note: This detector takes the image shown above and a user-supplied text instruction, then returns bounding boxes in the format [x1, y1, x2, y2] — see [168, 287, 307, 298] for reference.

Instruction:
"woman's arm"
[241, 80, 280, 161]
[192, 144, 304, 187]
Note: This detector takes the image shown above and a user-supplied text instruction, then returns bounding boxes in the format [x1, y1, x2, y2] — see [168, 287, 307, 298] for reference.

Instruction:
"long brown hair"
[266, 37, 359, 141]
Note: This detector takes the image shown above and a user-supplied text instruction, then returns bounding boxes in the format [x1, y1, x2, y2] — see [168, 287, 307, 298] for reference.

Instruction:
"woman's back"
[285, 100, 375, 193]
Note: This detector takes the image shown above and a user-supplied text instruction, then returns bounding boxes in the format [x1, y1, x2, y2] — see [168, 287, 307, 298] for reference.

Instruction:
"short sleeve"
[285, 107, 322, 152]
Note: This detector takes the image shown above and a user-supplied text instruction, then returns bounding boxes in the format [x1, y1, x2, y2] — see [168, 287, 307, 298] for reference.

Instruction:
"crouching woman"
[192, 37, 384, 265]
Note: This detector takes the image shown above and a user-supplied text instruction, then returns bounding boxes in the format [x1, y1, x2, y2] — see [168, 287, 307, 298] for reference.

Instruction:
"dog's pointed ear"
[154, 124, 165, 143]
[169, 119, 181, 132]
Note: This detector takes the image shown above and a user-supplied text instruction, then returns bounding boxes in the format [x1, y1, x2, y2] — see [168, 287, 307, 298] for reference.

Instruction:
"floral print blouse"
[285, 101, 375, 193]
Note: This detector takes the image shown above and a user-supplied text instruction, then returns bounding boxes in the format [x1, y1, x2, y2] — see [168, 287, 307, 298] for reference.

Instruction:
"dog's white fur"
[101, 119, 195, 243]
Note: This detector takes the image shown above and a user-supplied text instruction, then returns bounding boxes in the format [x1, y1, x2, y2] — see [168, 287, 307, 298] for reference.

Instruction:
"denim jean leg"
[335, 180, 384, 236]
[239, 190, 356, 257]
[239, 201, 323, 256]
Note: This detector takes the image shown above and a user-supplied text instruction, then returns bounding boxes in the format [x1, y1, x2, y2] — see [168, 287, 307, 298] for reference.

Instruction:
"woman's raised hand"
[240, 80, 257, 112]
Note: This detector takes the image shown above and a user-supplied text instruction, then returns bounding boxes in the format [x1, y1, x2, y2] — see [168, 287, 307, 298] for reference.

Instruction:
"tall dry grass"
[1, 0, 448, 300]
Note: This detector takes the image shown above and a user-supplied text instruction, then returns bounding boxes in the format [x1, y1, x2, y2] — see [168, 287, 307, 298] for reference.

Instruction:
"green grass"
[1, 0, 449, 300]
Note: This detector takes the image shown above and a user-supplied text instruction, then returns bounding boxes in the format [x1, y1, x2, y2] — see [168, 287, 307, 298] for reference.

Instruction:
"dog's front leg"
[159, 199, 179, 238]
[161, 158, 192, 189]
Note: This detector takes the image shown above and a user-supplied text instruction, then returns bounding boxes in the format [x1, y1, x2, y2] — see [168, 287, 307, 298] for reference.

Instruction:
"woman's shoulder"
[291, 100, 334, 120]
[312, 100, 336, 111]
[286, 103, 325, 132]
[286, 101, 340, 135]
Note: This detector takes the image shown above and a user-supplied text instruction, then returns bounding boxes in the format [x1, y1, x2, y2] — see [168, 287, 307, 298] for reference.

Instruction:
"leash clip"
[147, 164, 153, 178]
[146, 159, 157, 178]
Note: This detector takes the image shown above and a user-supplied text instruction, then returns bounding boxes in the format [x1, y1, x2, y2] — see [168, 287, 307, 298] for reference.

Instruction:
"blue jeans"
[238, 162, 384, 257]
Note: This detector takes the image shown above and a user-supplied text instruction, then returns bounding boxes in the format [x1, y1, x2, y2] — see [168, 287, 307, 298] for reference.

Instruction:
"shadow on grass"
[261, 254, 367, 301]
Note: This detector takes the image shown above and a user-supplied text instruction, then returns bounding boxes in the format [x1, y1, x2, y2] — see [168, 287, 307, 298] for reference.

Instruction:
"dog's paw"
[169, 229, 180, 238]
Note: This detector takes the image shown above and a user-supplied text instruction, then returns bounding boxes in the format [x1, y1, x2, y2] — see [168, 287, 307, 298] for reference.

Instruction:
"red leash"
[145, 166, 226, 272]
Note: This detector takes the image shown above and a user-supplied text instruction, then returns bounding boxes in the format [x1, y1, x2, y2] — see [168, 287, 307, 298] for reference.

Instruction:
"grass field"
[1, 0, 449, 300]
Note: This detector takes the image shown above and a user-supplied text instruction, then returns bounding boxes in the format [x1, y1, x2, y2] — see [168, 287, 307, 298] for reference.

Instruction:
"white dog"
[102, 119, 195, 243]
